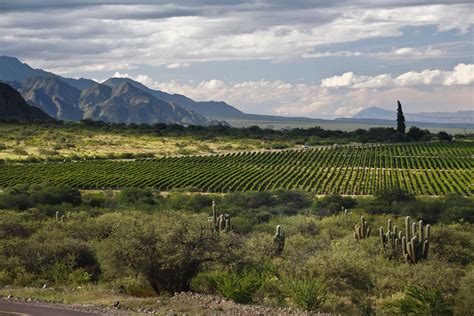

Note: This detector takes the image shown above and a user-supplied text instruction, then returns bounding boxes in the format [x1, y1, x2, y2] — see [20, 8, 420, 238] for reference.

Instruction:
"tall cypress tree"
[396, 100, 406, 134]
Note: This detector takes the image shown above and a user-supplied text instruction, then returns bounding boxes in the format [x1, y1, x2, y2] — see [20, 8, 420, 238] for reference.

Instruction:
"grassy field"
[0, 123, 284, 161]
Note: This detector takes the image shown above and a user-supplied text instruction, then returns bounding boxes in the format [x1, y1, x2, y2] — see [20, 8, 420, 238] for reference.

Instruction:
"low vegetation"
[1, 142, 471, 196]
[0, 185, 472, 314]
[0, 121, 469, 161]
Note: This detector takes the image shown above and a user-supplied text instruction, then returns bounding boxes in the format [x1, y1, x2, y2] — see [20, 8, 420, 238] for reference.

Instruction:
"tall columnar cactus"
[354, 216, 370, 240]
[273, 225, 285, 255]
[379, 219, 403, 259]
[402, 216, 430, 264]
[208, 201, 231, 233]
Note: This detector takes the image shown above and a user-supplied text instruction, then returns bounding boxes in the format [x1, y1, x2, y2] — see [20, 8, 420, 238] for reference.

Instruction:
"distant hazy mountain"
[79, 82, 208, 125]
[103, 78, 244, 117]
[0, 83, 51, 121]
[353, 106, 474, 124]
[353, 107, 394, 120]
[0, 56, 96, 90]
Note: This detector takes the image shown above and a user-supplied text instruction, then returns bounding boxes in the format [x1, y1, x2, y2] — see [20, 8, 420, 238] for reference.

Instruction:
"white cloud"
[104, 68, 474, 119]
[303, 45, 445, 60]
[165, 62, 190, 69]
[321, 72, 357, 88]
[443, 63, 474, 85]
[1, 2, 472, 74]
[334, 106, 364, 116]
[322, 63, 474, 88]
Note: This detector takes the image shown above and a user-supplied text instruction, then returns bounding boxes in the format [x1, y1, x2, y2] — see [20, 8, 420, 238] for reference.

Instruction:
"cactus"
[354, 216, 370, 240]
[379, 219, 403, 259]
[379, 216, 430, 264]
[402, 216, 430, 264]
[56, 211, 67, 222]
[273, 225, 285, 255]
[208, 201, 231, 233]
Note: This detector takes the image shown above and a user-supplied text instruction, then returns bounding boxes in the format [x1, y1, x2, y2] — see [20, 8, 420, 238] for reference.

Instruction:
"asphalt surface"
[0, 300, 100, 316]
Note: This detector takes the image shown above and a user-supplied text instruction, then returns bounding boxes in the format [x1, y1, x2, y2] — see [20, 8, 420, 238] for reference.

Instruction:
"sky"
[0, 0, 473, 118]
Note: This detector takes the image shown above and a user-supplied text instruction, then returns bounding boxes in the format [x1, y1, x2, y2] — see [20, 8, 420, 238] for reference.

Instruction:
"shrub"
[97, 213, 236, 293]
[438, 131, 453, 142]
[116, 188, 155, 205]
[214, 269, 266, 304]
[430, 224, 473, 266]
[454, 266, 474, 315]
[376, 185, 414, 205]
[1, 226, 100, 285]
[0, 270, 12, 286]
[38, 148, 59, 156]
[190, 271, 221, 294]
[0, 185, 81, 209]
[82, 192, 114, 208]
[12, 147, 28, 155]
[0, 211, 32, 238]
[186, 194, 213, 212]
[314, 194, 356, 216]
[279, 272, 327, 311]
[113, 276, 156, 297]
[385, 285, 454, 315]
[29, 185, 82, 206]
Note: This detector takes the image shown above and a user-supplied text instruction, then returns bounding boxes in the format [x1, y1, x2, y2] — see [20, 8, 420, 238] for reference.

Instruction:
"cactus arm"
[405, 216, 411, 240]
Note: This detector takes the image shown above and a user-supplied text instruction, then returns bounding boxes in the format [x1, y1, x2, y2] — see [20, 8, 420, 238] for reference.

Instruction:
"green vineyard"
[0, 142, 472, 195]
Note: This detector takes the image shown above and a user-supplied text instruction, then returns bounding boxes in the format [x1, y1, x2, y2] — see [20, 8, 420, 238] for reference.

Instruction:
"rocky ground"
[1, 291, 328, 315]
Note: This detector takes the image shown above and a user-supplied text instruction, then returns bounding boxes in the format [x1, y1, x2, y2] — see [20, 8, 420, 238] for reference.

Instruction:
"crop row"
[0, 142, 472, 195]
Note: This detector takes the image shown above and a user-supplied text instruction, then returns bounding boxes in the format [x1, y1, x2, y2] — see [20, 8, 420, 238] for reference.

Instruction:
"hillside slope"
[103, 78, 244, 117]
[0, 56, 96, 90]
[0, 83, 51, 121]
[79, 82, 209, 125]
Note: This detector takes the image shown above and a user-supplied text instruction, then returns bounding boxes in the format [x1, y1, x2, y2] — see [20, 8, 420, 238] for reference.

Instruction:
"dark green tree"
[397, 100, 406, 134]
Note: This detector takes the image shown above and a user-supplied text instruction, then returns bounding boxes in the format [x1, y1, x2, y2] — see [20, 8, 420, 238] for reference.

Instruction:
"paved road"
[0, 300, 100, 316]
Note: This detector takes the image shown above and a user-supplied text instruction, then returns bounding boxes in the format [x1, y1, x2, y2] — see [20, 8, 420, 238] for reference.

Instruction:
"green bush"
[279, 272, 327, 311]
[12, 147, 28, 155]
[116, 188, 155, 205]
[214, 269, 266, 304]
[385, 285, 453, 315]
[0, 185, 81, 210]
[190, 271, 221, 294]
[376, 185, 414, 205]
[112, 276, 156, 297]
[0, 270, 12, 286]
[454, 265, 474, 315]
[97, 213, 235, 293]
[314, 194, 356, 216]
[430, 224, 473, 266]
[186, 194, 213, 212]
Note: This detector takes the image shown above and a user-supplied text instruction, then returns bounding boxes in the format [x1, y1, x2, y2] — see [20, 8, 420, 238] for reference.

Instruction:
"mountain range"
[0, 82, 51, 121]
[0, 56, 472, 130]
[0, 56, 240, 125]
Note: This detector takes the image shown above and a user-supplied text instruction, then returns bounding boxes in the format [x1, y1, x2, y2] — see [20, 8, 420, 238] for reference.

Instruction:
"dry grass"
[0, 124, 275, 161]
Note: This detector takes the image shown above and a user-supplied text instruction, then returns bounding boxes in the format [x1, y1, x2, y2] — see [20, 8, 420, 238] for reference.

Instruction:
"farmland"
[0, 142, 471, 195]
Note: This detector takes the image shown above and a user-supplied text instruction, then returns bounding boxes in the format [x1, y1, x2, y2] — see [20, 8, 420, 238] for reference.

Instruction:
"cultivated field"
[1, 142, 471, 195]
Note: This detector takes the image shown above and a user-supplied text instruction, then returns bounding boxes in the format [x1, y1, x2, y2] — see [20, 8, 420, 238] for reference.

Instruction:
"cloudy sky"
[1, 0, 473, 118]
